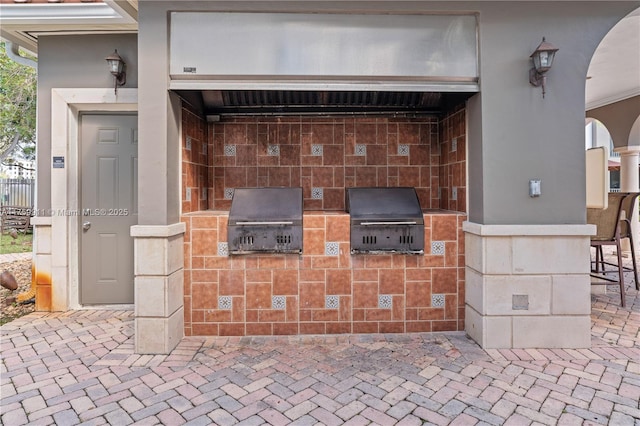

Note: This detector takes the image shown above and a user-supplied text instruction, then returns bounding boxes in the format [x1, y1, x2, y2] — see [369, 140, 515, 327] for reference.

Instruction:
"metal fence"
[0, 179, 35, 208]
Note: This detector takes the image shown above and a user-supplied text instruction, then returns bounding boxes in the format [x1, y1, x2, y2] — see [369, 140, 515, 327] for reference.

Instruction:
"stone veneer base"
[132, 223, 186, 354]
[463, 221, 596, 349]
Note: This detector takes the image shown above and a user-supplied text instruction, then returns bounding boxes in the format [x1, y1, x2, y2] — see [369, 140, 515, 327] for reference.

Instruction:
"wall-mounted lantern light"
[105, 49, 126, 94]
[529, 37, 559, 98]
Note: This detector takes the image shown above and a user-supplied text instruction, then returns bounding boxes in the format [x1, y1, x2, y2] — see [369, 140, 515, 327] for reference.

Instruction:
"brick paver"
[1, 252, 639, 425]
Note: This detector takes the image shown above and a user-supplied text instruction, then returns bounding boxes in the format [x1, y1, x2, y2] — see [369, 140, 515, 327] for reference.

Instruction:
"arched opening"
[585, 6, 640, 166]
[585, 6, 640, 203]
[586, 7, 640, 114]
[585, 6, 640, 312]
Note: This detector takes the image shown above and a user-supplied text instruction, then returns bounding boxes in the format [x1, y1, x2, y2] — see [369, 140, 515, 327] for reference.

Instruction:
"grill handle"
[360, 221, 417, 226]
[235, 221, 294, 225]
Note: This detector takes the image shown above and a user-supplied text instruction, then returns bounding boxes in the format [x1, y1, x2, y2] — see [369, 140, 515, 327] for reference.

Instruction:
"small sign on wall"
[53, 156, 65, 169]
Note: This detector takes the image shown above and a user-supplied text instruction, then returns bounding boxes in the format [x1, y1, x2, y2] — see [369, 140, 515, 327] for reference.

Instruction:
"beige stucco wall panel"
[50, 216, 67, 269]
[512, 316, 591, 348]
[484, 316, 513, 349]
[32, 219, 52, 255]
[51, 265, 68, 311]
[464, 232, 511, 275]
[463, 223, 595, 275]
[134, 238, 167, 276]
[135, 277, 164, 317]
[464, 267, 484, 314]
[512, 236, 591, 275]
[484, 275, 551, 316]
[484, 237, 513, 275]
[464, 305, 483, 346]
[168, 235, 185, 276]
[552, 275, 592, 315]
[464, 232, 482, 272]
[131, 224, 186, 276]
[135, 269, 183, 318]
[466, 305, 514, 349]
[133, 236, 184, 276]
[35, 254, 52, 279]
[135, 307, 184, 354]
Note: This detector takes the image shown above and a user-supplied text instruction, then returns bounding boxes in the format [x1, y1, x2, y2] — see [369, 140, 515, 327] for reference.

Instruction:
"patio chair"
[587, 192, 629, 306]
[592, 192, 640, 293]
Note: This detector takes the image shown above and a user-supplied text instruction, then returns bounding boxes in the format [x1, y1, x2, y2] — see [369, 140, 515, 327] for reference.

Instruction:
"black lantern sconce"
[529, 37, 559, 98]
[105, 49, 126, 94]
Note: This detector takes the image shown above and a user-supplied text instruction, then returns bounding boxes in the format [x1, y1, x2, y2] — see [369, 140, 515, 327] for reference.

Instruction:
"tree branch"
[1, 160, 35, 171]
[0, 134, 20, 164]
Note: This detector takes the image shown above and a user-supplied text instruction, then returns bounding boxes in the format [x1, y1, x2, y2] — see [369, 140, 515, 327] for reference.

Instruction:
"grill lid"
[346, 187, 424, 224]
[229, 187, 303, 225]
[228, 187, 303, 254]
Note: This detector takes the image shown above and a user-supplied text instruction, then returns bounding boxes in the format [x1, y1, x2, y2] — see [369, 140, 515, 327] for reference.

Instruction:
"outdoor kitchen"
[174, 11, 471, 337]
[180, 104, 467, 336]
[11, 0, 624, 356]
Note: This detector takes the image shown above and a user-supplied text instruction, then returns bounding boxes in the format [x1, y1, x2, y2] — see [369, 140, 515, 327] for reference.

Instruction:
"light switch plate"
[529, 179, 541, 197]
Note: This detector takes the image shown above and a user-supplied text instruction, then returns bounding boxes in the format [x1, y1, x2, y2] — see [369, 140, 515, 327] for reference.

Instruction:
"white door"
[81, 114, 137, 304]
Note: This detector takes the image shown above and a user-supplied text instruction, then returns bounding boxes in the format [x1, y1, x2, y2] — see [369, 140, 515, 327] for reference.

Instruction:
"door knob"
[82, 221, 91, 231]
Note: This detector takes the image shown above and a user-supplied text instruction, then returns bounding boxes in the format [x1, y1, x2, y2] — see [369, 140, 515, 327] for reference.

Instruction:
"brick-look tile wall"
[181, 106, 210, 213]
[182, 211, 465, 336]
[181, 107, 468, 336]
[210, 117, 440, 211]
[439, 106, 467, 212]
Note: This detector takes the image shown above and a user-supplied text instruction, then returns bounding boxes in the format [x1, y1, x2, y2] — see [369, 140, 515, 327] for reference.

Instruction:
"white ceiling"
[585, 7, 640, 110]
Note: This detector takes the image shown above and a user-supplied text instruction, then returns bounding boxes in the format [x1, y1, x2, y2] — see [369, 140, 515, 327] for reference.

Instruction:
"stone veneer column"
[463, 222, 595, 349]
[615, 146, 640, 255]
[131, 223, 186, 354]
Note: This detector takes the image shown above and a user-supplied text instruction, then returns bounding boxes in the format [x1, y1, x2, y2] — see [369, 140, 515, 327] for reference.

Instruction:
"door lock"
[82, 221, 91, 231]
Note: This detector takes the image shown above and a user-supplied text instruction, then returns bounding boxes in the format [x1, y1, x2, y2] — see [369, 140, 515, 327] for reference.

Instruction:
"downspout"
[5, 41, 37, 69]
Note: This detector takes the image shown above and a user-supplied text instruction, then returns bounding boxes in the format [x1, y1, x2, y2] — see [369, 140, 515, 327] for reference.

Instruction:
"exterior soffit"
[0, 1, 137, 53]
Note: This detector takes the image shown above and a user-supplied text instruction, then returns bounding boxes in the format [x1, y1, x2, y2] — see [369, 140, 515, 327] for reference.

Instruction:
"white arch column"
[614, 146, 640, 255]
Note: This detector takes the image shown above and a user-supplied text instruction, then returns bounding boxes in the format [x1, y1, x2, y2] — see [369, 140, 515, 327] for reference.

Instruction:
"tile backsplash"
[183, 110, 467, 214]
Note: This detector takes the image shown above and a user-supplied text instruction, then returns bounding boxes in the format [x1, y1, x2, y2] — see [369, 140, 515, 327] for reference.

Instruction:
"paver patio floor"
[1, 253, 639, 425]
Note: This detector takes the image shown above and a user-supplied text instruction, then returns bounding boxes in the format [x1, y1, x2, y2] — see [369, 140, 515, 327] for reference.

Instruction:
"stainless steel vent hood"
[170, 12, 478, 115]
[170, 13, 478, 86]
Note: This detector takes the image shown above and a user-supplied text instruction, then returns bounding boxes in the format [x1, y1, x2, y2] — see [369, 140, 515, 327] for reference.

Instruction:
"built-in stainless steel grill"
[228, 187, 303, 254]
[346, 187, 425, 254]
